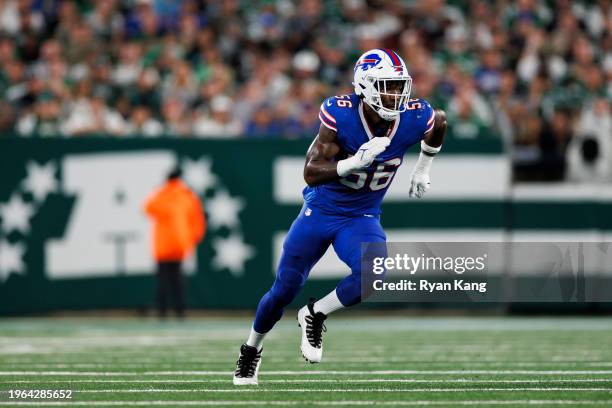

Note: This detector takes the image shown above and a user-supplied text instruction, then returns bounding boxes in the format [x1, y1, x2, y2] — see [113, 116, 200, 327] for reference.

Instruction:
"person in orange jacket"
[144, 167, 205, 318]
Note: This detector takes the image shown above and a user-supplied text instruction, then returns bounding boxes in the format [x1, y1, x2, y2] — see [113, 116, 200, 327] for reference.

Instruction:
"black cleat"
[233, 343, 262, 385]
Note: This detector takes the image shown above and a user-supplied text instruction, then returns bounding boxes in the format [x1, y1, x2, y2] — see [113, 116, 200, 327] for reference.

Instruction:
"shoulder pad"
[319, 97, 339, 132]
[405, 98, 435, 134]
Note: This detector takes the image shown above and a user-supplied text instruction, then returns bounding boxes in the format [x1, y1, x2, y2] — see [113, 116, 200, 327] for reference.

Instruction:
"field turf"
[0, 316, 611, 407]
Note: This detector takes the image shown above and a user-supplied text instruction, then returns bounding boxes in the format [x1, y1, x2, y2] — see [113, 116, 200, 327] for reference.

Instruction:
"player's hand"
[355, 137, 390, 167]
[337, 137, 390, 177]
[409, 171, 430, 198]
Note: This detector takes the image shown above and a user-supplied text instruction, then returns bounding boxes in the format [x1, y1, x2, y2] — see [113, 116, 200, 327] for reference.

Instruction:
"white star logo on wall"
[181, 156, 255, 277]
[0, 194, 34, 234]
[183, 157, 217, 194]
[0, 240, 25, 282]
[211, 234, 255, 277]
[22, 161, 58, 203]
[207, 190, 245, 229]
[0, 159, 58, 284]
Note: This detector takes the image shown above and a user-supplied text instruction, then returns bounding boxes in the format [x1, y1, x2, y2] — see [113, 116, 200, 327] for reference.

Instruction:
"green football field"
[0, 316, 611, 407]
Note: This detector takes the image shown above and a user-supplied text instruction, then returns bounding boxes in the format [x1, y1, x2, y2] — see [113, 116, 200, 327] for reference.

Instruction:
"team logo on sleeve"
[354, 53, 381, 72]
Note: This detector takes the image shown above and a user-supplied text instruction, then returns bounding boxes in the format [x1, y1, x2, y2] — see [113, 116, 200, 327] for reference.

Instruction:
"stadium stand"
[0, 0, 609, 182]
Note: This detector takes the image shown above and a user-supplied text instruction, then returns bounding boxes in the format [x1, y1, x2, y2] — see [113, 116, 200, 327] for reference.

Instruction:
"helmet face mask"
[371, 77, 412, 117]
[353, 49, 413, 121]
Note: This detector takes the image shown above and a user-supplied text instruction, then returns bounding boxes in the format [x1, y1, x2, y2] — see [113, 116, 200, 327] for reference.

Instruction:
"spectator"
[447, 94, 494, 140]
[193, 95, 243, 138]
[62, 88, 126, 136]
[566, 136, 610, 183]
[125, 105, 164, 137]
[536, 109, 573, 180]
[447, 81, 494, 128]
[575, 98, 612, 144]
[162, 60, 198, 107]
[112, 42, 143, 87]
[0, 101, 15, 135]
[125, 68, 162, 113]
[1, 60, 27, 105]
[567, 98, 612, 182]
[144, 167, 205, 319]
[85, 0, 124, 40]
[16, 92, 63, 137]
[475, 49, 503, 95]
[0, 0, 608, 164]
[283, 101, 320, 139]
[244, 104, 283, 138]
[161, 97, 191, 136]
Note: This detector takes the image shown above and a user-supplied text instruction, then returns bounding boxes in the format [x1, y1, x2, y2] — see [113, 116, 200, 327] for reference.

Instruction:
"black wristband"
[421, 150, 437, 157]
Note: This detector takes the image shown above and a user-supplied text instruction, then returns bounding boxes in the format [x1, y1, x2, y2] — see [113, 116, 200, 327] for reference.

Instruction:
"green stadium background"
[0, 136, 610, 315]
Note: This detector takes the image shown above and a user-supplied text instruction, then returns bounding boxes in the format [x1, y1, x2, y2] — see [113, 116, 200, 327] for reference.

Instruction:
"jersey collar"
[358, 101, 400, 141]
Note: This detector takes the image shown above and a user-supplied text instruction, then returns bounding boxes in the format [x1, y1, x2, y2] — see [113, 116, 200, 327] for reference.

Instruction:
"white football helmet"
[353, 49, 412, 121]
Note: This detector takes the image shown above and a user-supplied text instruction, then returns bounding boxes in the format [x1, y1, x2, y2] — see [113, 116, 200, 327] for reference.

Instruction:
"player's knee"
[272, 258, 309, 305]
[267, 289, 295, 308]
[269, 279, 301, 307]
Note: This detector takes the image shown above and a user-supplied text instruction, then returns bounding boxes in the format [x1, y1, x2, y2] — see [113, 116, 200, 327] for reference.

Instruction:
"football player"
[233, 49, 447, 385]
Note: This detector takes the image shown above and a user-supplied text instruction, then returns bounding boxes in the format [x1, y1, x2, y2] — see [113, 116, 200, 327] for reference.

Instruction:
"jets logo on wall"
[0, 152, 254, 283]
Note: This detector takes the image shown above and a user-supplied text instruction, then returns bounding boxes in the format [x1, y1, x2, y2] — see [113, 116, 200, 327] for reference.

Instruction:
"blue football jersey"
[303, 93, 434, 216]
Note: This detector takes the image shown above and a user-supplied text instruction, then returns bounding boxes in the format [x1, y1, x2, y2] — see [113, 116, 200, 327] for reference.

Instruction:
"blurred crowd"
[0, 0, 611, 180]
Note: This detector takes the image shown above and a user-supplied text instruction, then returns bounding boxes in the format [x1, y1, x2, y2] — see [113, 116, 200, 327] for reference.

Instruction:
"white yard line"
[68, 387, 612, 392]
[3, 379, 612, 384]
[1, 354, 607, 360]
[4, 360, 612, 366]
[2, 388, 609, 393]
[3, 370, 612, 376]
[2, 401, 612, 406]
[2, 350, 608, 358]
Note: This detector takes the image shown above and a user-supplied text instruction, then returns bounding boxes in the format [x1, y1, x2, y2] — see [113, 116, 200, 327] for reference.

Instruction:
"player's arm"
[409, 108, 447, 198]
[304, 124, 391, 187]
[424, 109, 447, 148]
[303, 125, 341, 187]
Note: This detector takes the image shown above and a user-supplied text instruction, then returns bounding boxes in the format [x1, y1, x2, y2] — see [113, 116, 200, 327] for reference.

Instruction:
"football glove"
[409, 169, 430, 198]
[337, 137, 391, 177]
[409, 141, 441, 198]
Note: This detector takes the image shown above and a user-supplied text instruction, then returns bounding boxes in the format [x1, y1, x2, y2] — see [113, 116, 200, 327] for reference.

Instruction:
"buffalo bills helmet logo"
[354, 53, 381, 72]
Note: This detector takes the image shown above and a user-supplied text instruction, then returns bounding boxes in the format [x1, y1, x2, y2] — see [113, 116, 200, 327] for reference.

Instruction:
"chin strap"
[374, 109, 398, 122]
